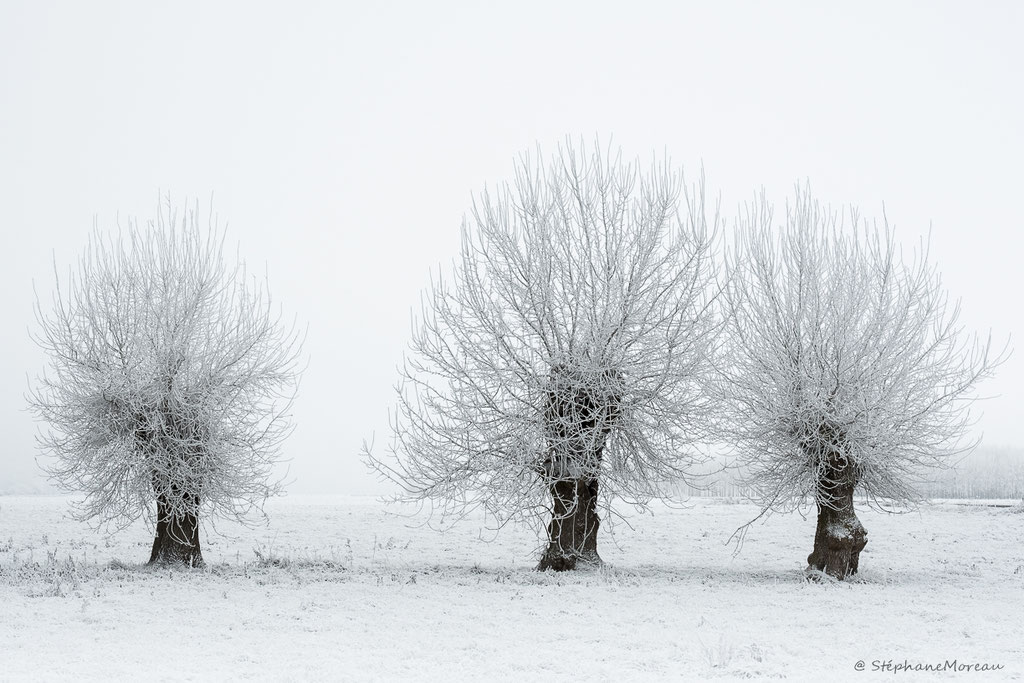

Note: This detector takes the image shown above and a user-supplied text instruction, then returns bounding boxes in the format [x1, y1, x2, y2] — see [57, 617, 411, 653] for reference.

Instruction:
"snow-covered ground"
[1, 495, 1022, 681]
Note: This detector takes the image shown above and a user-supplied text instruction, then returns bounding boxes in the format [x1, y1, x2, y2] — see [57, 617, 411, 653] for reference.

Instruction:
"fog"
[2, 1, 1021, 494]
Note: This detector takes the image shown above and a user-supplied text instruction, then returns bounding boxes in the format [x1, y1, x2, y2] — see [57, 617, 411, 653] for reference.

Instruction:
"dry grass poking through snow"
[1, 495, 1023, 681]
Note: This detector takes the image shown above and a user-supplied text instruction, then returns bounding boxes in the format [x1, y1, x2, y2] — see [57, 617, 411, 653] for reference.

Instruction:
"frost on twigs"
[716, 185, 1006, 579]
[366, 139, 721, 569]
[28, 199, 304, 566]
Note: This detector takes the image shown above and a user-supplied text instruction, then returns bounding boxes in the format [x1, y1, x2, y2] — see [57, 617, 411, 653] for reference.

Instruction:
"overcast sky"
[1, 1, 1021, 495]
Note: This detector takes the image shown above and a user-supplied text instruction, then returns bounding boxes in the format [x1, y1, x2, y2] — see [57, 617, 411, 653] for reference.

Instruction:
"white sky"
[1, 1, 1021, 494]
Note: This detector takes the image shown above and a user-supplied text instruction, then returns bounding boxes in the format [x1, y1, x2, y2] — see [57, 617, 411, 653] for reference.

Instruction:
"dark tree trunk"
[537, 477, 602, 571]
[806, 463, 867, 580]
[148, 495, 204, 567]
[536, 363, 620, 572]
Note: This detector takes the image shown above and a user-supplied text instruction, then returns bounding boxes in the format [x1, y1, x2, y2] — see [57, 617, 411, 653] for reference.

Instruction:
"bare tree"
[716, 186, 1006, 579]
[28, 200, 304, 567]
[367, 141, 720, 570]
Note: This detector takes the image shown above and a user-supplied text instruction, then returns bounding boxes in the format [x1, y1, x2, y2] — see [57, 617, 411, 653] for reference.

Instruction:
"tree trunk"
[537, 363, 620, 571]
[148, 495, 204, 567]
[806, 467, 867, 580]
[537, 477, 602, 571]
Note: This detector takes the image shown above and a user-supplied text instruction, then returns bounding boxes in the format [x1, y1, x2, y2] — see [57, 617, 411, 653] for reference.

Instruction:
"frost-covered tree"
[367, 141, 720, 570]
[29, 201, 303, 567]
[717, 187, 1004, 579]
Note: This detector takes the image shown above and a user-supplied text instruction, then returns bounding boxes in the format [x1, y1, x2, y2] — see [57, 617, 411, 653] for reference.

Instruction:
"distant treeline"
[918, 445, 1024, 499]
[5, 447, 1022, 500]
[678, 445, 1024, 501]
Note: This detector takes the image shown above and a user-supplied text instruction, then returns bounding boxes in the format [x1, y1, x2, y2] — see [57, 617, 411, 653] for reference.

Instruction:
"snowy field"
[1, 495, 1022, 682]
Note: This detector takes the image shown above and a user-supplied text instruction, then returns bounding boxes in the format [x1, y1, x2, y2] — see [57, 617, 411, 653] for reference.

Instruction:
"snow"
[1, 495, 1022, 681]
